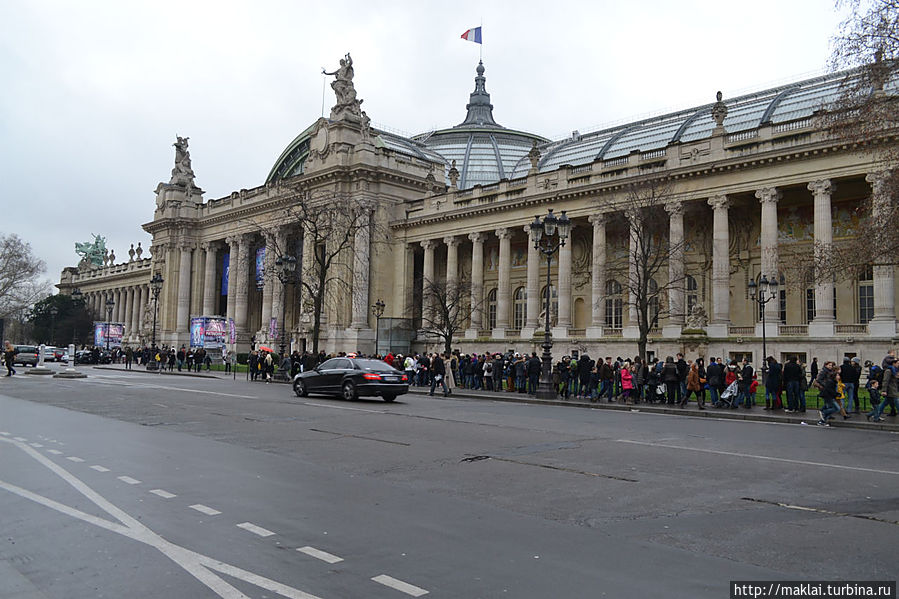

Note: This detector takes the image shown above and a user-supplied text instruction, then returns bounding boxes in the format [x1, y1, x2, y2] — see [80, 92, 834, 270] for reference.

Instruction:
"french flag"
[460, 27, 482, 44]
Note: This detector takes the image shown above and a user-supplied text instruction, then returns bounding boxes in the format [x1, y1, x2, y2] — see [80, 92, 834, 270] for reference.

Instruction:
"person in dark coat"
[739, 358, 755, 408]
[840, 357, 860, 413]
[429, 352, 450, 397]
[662, 356, 679, 405]
[578, 353, 593, 399]
[527, 352, 542, 395]
[675, 353, 689, 403]
[764, 356, 782, 410]
[783, 356, 803, 413]
[706, 357, 723, 406]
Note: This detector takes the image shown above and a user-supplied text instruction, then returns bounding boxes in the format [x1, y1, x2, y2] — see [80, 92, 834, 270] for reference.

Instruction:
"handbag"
[656, 384, 666, 395]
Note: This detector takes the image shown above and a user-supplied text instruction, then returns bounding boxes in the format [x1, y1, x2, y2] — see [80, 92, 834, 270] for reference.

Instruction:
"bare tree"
[419, 277, 473, 355]
[0, 233, 51, 321]
[605, 180, 689, 360]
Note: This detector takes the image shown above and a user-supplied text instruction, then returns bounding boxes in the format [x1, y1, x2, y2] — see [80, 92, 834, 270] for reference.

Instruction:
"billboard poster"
[190, 317, 228, 349]
[269, 317, 278, 339]
[221, 253, 230, 296]
[255, 247, 266, 290]
[93, 322, 124, 348]
[229, 318, 236, 344]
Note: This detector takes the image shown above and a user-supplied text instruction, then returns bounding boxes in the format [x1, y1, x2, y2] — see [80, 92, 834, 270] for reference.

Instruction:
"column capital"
[495, 227, 511, 240]
[468, 231, 487, 245]
[178, 240, 196, 251]
[420, 239, 437, 252]
[866, 170, 890, 196]
[808, 179, 833, 197]
[755, 187, 782, 205]
[200, 240, 222, 252]
[707, 194, 730, 211]
[443, 235, 461, 248]
[588, 212, 608, 226]
[664, 200, 684, 217]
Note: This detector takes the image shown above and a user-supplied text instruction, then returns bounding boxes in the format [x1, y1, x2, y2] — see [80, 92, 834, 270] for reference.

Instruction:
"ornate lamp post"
[149, 273, 164, 349]
[748, 274, 779, 381]
[49, 306, 59, 346]
[104, 298, 115, 354]
[528, 209, 571, 400]
[275, 255, 297, 358]
[371, 299, 385, 356]
[70, 288, 82, 349]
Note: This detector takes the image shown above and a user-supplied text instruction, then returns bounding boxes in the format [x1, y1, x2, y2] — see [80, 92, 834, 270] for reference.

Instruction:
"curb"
[408, 389, 899, 432]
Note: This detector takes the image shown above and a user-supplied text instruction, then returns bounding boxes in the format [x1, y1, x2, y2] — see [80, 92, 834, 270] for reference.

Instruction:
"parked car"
[74, 349, 111, 364]
[13, 345, 39, 367]
[292, 357, 409, 402]
[43, 346, 57, 362]
[53, 348, 66, 361]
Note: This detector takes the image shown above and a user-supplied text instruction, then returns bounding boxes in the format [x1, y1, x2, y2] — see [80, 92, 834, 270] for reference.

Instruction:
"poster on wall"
[255, 247, 266, 290]
[190, 317, 228, 349]
[221, 253, 230, 296]
[93, 322, 124, 348]
[228, 318, 236, 344]
[190, 318, 205, 348]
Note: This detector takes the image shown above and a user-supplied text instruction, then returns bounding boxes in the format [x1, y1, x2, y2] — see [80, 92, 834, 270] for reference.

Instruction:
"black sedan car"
[292, 357, 409, 402]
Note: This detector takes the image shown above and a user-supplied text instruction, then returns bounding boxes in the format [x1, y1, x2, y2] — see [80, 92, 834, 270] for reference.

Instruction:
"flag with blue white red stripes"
[460, 27, 482, 44]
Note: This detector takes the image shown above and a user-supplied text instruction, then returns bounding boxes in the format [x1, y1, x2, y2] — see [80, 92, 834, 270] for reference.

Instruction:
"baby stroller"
[718, 380, 739, 408]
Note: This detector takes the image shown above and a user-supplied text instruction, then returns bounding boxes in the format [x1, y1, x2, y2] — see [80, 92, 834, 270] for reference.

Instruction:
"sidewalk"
[407, 386, 899, 432]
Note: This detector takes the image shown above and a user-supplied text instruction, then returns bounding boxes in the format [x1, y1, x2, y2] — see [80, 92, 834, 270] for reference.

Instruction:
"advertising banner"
[93, 322, 124, 348]
[229, 318, 236, 344]
[255, 247, 266, 290]
[190, 316, 228, 349]
[221, 253, 230, 296]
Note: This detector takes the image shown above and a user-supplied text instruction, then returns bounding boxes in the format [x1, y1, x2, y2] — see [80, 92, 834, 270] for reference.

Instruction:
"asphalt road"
[1, 365, 896, 598]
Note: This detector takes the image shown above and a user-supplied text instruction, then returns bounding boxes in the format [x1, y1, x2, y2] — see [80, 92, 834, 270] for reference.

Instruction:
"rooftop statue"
[323, 53, 363, 121]
[75, 234, 107, 268]
[169, 135, 197, 188]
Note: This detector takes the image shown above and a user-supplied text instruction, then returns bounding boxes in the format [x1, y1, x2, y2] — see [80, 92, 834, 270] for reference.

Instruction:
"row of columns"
[83, 285, 149, 340]
[415, 173, 896, 339]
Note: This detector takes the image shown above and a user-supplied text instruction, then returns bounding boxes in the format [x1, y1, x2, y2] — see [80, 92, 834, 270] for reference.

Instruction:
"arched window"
[513, 286, 527, 329]
[605, 279, 622, 329]
[487, 288, 497, 330]
[540, 284, 558, 326]
[686, 275, 698, 316]
[859, 266, 874, 323]
[648, 278, 660, 328]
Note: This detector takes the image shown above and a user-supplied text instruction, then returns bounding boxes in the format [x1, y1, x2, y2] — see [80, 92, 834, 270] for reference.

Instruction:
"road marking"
[66, 456, 84, 463]
[117, 476, 141, 485]
[47, 449, 62, 455]
[0, 432, 8, 436]
[91, 465, 110, 472]
[190, 504, 222, 516]
[372, 574, 429, 597]
[297, 546, 343, 564]
[303, 401, 384, 414]
[150, 489, 176, 499]
[0, 436, 323, 599]
[80, 377, 257, 399]
[29, 442, 43, 448]
[13, 437, 26, 442]
[616, 439, 899, 476]
[237, 522, 275, 537]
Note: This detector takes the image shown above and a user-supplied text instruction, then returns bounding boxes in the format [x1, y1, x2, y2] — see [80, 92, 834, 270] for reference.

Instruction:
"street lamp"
[70, 288, 82, 349]
[371, 299, 385, 356]
[528, 209, 572, 400]
[748, 274, 779, 383]
[104, 298, 115, 353]
[149, 272, 164, 350]
[274, 255, 296, 381]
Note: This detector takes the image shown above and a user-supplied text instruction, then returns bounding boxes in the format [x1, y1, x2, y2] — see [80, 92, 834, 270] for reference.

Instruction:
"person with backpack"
[868, 356, 896, 422]
[815, 360, 840, 426]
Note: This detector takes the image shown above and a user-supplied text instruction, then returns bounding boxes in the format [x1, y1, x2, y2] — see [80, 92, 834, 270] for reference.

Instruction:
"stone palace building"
[57, 56, 898, 364]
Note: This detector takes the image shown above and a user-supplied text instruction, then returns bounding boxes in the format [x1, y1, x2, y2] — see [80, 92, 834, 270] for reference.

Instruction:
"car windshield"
[354, 359, 399, 373]
[17, 346, 37, 353]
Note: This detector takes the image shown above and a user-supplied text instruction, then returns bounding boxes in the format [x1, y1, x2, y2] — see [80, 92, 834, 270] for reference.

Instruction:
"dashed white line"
[66, 456, 84, 463]
[297, 546, 343, 564]
[13, 437, 26, 442]
[190, 504, 221, 516]
[236, 522, 275, 537]
[150, 489, 177, 499]
[372, 574, 429, 597]
[47, 449, 62, 455]
[0, 432, 9, 436]
[91, 465, 110, 472]
[117, 476, 141, 485]
[29, 442, 43, 448]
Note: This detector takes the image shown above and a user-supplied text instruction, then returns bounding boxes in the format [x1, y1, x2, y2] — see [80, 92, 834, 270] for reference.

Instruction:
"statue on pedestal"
[75, 234, 107, 268]
[323, 53, 363, 121]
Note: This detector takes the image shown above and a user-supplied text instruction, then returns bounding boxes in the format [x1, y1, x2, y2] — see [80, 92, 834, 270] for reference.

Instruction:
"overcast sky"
[0, 0, 847, 289]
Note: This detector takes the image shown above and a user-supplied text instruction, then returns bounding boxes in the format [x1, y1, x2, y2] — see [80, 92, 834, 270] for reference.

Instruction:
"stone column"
[260, 233, 276, 337]
[444, 235, 461, 328]
[225, 236, 240, 327]
[234, 235, 251, 340]
[137, 285, 147, 335]
[112, 288, 121, 323]
[421, 239, 436, 324]
[271, 229, 288, 341]
[465, 232, 486, 338]
[201, 241, 220, 316]
[756, 187, 781, 332]
[351, 213, 373, 329]
[175, 242, 194, 335]
[522, 225, 540, 337]
[124, 286, 134, 339]
[707, 194, 731, 336]
[493, 228, 511, 338]
[587, 213, 607, 337]
[300, 228, 315, 322]
[866, 172, 897, 335]
[393, 242, 414, 329]
[809, 180, 835, 335]
[623, 210, 640, 339]
[664, 200, 685, 338]
[553, 224, 573, 337]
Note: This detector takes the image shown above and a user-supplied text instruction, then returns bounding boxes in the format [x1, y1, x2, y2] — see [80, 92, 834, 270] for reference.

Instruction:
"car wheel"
[341, 381, 357, 401]
[294, 379, 308, 397]
[382, 394, 397, 403]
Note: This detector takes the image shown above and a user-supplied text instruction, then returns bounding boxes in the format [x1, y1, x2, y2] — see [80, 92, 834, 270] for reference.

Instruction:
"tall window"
[648, 278, 660, 328]
[487, 288, 497, 330]
[685, 275, 698, 316]
[513, 286, 527, 329]
[859, 266, 874, 323]
[605, 279, 623, 329]
[805, 289, 815, 324]
[540, 284, 558, 326]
